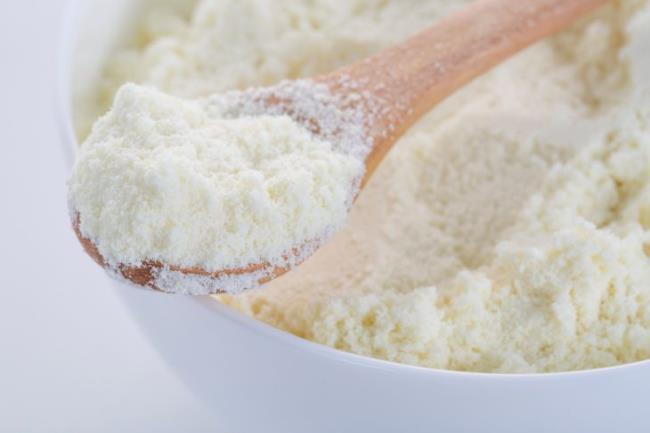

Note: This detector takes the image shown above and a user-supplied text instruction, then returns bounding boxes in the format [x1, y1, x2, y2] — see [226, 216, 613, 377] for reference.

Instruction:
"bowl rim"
[57, 0, 650, 381]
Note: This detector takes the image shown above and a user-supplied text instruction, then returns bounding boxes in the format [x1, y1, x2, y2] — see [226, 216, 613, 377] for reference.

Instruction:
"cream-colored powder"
[69, 83, 363, 279]
[75, 0, 468, 139]
[83, 0, 650, 372]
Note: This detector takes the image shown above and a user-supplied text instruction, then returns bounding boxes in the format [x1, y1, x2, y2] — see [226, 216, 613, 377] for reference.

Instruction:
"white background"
[0, 2, 221, 431]
[6, 2, 650, 433]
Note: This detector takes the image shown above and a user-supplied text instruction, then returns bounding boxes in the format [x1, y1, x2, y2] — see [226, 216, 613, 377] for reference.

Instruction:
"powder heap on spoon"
[70, 79, 376, 294]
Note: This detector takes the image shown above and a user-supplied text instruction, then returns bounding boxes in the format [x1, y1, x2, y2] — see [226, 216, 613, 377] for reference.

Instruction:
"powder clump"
[69, 82, 364, 289]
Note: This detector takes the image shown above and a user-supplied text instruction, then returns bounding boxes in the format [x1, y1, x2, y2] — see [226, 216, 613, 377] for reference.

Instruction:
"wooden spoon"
[74, 0, 608, 294]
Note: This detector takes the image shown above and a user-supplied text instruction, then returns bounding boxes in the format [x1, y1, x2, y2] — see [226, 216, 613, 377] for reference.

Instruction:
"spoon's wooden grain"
[320, 0, 609, 186]
[74, 0, 609, 293]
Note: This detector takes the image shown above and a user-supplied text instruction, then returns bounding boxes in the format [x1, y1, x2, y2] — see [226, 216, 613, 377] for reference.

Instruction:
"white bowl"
[57, 1, 650, 432]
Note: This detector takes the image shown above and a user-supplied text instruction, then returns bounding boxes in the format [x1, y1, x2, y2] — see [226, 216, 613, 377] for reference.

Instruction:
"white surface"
[0, 2, 219, 432]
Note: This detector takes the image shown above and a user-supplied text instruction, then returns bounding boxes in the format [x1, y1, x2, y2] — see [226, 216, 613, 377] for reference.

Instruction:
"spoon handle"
[321, 0, 609, 184]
